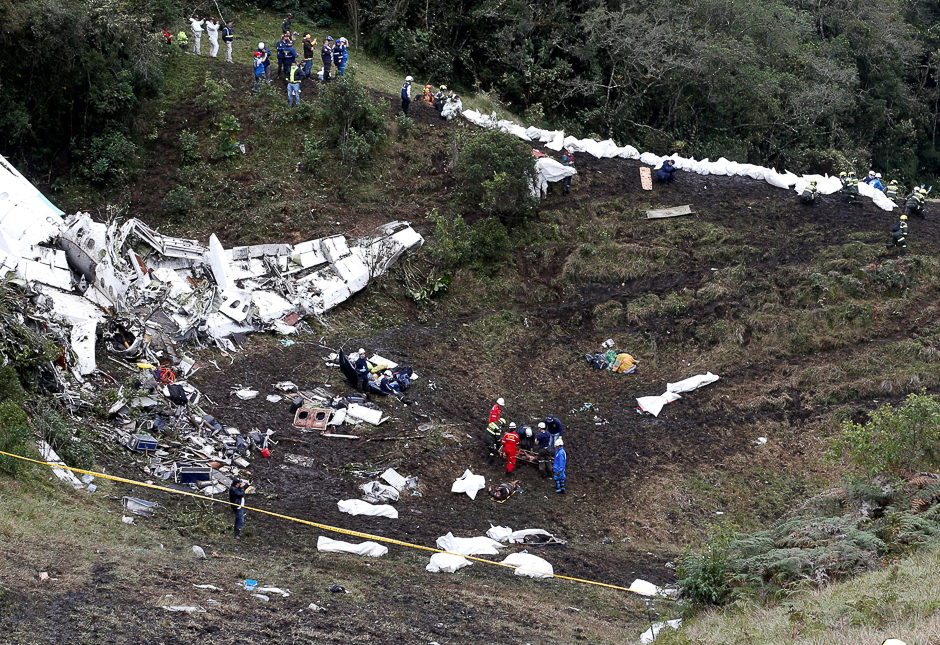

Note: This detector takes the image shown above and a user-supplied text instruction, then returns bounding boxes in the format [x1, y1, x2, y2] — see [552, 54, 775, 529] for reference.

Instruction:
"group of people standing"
[174, 16, 235, 62]
[483, 398, 568, 494]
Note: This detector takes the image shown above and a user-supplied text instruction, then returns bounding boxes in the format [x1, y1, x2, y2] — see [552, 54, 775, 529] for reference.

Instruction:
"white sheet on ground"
[336, 499, 398, 519]
[317, 535, 388, 557]
[435, 532, 504, 556]
[500, 552, 554, 578]
[486, 525, 555, 543]
[640, 619, 683, 644]
[636, 392, 681, 417]
[461, 113, 891, 209]
[666, 372, 720, 394]
[533, 157, 577, 198]
[426, 552, 472, 573]
[451, 469, 486, 500]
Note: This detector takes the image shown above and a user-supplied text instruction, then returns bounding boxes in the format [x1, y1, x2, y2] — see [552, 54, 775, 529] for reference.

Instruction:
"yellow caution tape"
[0, 449, 665, 597]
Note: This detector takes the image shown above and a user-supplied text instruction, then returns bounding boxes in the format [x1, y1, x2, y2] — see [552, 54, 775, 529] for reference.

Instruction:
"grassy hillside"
[4, 9, 940, 644]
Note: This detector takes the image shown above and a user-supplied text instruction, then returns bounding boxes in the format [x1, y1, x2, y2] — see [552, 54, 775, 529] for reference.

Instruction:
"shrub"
[81, 131, 138, 184]
[214, 115, 241, 159]
[32, 403, 93, 470]
[300, 136, 326, 173]
[195, 73, 233, 117]
[314, 70, 387, 168]
[455, 129, 537, 221]
[427, 210, 509, 269]
[0, 366, 30, 476]
[593, 300, 624, 329]
[162, 185, 195, 217]
[675, 524, 737, 605]
[179, 130, 199, 166]
[394, 113, 416, 137]
[831, 393, 940, 477]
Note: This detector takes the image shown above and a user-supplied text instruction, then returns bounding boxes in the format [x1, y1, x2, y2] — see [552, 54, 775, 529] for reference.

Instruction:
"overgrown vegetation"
[314, 70, 388, 167]
[454, 129, 537, 220]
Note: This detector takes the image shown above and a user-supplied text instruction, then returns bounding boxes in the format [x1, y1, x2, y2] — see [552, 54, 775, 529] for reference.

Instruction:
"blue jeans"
[233, 506, 244, 531]
[253, 73, 264, 91]
[303, 58, 313, 78]
[554, 469, 566, 491]
[288, 82, 300, 105]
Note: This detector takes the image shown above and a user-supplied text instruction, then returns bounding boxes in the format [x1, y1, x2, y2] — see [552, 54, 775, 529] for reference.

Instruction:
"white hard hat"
[554, 437, 564, 447]
[384, 370, 392, 377]
[876, 173, 882, 178]
[259, 42, 265, 48]
[405, 75, 413, 82]
[508, 422, 516, 429]
[358, 348, 365, 354]
[496, 397, 504, 406]
[538, 422, 546, 429]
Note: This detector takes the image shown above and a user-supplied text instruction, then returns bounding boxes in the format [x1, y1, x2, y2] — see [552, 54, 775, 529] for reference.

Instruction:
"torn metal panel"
[217, 289, 253, 323]
[207, 234, 235, 291]
[293, 407, 331, 430]
[37, 440, 84, 489]
[347, 403, 387, 426]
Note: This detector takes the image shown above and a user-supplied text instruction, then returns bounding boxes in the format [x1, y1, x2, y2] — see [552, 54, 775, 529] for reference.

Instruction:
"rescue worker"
[484, 418, 506, 464]
[206, 17, 220, 58]
[222, 20, 235, 63]
[287, 60, 302, 106]
[535, 423, 552, 478]
[501, 423, 520, 475]
[886, 214, 908, 255]
[401, 75, 413, 116]
[656, 159, 677, 183]
[561, 149, 574, 196]
[844, 171, 859, 203]
[332, 38, 346, 77]
[489, 397, 504, 424]
[433, 85, 447, 112]
[553, 437, 567, 494]
[871, 173, 885, 192]
[189, 15, 204, 55]
[281, 13, 292, 34]
[338, 37, 349, 76]
[800, 180, 818, 205]
[229, 478, 247, 538]
[863, 170, 876, 184]
[905, 188, 928, 219]
[321, 36, 334, 82]
[519, 425, 535, 451]
[422, 84, 434, 103]
[886, 179, 900, 202]
[257, 42, 270, 82]
[162, 28, 172, 45]
[177, 29, 189, 53]
[544, 414, 564, 447]
[378, 370, 401, 396]
[276, 34, 292, 80]
[354, 348, 370, 394]
[252, 51, 265, 91]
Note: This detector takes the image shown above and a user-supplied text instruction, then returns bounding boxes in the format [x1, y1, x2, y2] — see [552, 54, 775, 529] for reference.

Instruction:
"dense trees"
[360, 0, 940, 178]
[0, 0, 168, 173]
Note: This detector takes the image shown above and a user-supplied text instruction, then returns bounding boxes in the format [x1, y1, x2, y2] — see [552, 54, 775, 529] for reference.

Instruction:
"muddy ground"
[8, 61, 940, 643]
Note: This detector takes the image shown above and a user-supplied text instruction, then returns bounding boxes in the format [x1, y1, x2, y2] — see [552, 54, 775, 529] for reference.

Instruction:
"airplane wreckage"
[0, 153, 424, 377]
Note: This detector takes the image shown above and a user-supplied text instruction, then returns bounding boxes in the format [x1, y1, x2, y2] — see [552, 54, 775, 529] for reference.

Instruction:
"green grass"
[660, 544, 940, 645]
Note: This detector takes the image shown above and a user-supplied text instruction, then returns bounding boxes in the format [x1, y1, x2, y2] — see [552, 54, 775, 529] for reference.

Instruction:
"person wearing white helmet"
[401, 75, 413, 116]
[501, 422, 520, 475]
[488, 397, 505, 424]
[354, 348, 370, 394]
[871, 172, 884, 192]
[518, 424, 535, 451]
[536, 422, 552, 477]
[379, 369, 400, 396]
[553, 436, 567, 493]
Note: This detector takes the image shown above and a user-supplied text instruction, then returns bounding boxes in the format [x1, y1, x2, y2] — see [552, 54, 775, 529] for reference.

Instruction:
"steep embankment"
[5, 11, 940, 644]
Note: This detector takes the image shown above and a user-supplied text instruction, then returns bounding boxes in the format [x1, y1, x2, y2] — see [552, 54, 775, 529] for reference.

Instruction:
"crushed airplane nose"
[2, 152, 424, 377]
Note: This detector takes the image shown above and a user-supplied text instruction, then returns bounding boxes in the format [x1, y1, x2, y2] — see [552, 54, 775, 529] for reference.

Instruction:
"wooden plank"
[646, 205, 693, 219]
[640, 167, 652, 190]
